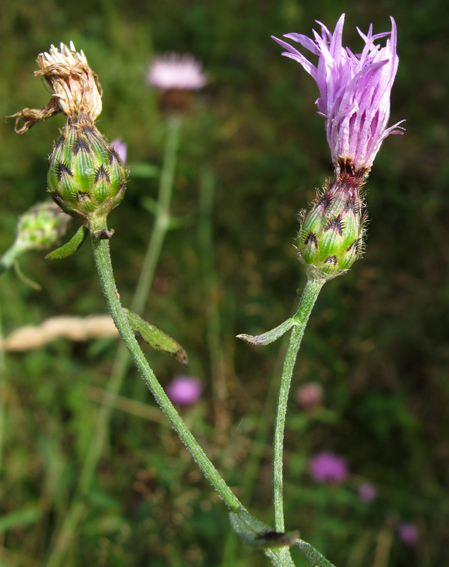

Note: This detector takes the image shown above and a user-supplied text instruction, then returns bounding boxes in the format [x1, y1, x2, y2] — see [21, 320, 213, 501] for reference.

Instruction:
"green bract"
[297, 177, 365, 280]
[48, 119, 127, 237]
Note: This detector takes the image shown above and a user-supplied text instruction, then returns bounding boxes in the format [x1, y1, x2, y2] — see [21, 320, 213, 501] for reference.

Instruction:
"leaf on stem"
[229, 508, 299, 549]
[125, 309, 188, 365]
[296, 539, 337, 567]
[237, 318, 295, 346]
[46, 225, 88, 260]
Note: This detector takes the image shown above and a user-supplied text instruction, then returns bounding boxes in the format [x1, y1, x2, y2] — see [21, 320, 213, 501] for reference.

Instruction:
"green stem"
[0, 245, 21, 276]
[46, 116, 182, 567]
[92, 236, 242, 512]
[273, 277, 325, 532]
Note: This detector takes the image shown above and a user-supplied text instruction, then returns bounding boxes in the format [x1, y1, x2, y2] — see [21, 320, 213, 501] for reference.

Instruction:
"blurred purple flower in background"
[272, 14, 404, 174]
[296, 382, 323, 410]
[111, 138, 127, 163]
[147, 53, 207, 91]
[357, 482, 377, 503]
[398, 523, 419, 545]
[166, 376, 202, 406]
[309, 451, 348, 483]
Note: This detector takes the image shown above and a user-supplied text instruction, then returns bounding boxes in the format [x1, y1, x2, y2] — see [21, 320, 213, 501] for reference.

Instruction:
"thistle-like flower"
[273, 15, 403, 279]
[273, 14, 403, 176]
[9, 42, 127, 238]
[147, 53, 207, 91]
[147, 52, 207, 112]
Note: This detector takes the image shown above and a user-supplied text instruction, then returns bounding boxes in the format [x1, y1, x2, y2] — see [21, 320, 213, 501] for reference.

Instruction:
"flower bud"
[15, 201, 70, 252]
[297, 160, 365, 279]
[47, 119, 127, 236]
[8, 42, 127, 237]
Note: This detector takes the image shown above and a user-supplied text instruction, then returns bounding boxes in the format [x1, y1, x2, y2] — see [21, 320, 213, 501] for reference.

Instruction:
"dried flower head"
[273, 14, 404, 175]
[147, 53, 207, 91]
[10, 42, 102, 133]
[309, 451, 348, 483]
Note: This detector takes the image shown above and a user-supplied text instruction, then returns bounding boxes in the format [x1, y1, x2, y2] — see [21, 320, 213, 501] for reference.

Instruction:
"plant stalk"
[91, 236, 242, 512]
[273, 276, 325, 532]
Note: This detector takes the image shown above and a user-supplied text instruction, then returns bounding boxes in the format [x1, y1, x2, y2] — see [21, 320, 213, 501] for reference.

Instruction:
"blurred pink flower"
[309, 451, 348, 483]
[147, 53, 207, 91]
[166, 376, 202, 406]
[111, 138, 127, 163]
[357, 482, 377, 503]
[296, 382, 323, 410]
[398, 523, 419, 545]
[273, 14, 404, 174]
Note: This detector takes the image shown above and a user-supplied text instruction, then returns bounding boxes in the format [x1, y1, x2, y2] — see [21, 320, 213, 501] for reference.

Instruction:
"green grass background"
[1, 0, 449, 565]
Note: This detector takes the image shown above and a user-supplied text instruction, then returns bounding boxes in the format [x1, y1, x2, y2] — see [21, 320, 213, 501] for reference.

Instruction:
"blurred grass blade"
[0, 506, 43, 534]
[128, 163, 160, 178]
[296, 539, 337, 567]
[237, 318, 294, 346]
[125, 309, 188, 365]
[229, 508, 298, 548]
[46, 225, 88, 260]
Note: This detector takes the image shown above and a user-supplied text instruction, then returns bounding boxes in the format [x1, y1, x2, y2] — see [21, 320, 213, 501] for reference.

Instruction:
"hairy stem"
[91, 236, 242, 511]
[273, 277, 325, 531]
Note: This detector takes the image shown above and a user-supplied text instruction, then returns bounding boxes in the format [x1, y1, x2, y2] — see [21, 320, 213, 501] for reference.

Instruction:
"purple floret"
[273, 14, 404, 174]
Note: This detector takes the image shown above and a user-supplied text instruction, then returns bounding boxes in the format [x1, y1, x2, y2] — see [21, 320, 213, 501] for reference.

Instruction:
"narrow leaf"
[141, 196, 159, 215]
[230, 508, 298, 549]
[296, 539, 337, 567]
[46, 225, 88, 260]
[237, 318, 295, 346]
[125, 309, 188, 365]
[0, 506, 43, 534]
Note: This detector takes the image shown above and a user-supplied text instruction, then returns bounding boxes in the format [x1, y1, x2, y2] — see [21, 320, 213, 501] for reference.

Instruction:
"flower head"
[147, 53, 207, 91]
[166, 376, 202, 406]
[357, 482, 377, 503]
[273, 14, 403, 175]
[309, 451, 348, 483]
[398, 523, 419, 545]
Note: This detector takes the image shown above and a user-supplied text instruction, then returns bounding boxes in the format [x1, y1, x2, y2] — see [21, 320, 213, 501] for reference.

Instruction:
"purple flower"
[111, 138, 127, 163]
[357, 482, 377, 503]
[166, 376, 202, 406]
[147, 53, 207, 91]
[273, 14, 404, 174]
[309, 451, 348, 483]
[398, 523, 419, 545]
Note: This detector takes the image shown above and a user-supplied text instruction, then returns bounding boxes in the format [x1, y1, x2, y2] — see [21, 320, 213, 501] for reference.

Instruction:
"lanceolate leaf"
[229, 508, 298, 549]
[125, 309, 188, 365]
[296, 539, 337, 567]
[237, 318, 295, 346]
[46, 225, 88, 260]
